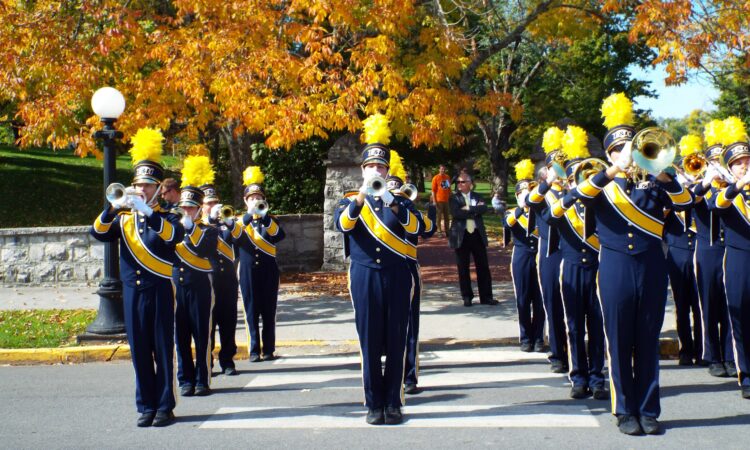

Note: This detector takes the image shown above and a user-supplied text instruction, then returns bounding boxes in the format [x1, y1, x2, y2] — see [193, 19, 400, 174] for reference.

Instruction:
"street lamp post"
[82, 87, 127, 339]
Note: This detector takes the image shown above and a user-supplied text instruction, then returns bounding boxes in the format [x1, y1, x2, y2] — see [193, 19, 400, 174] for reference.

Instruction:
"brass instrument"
[105, 183, 139, 209]
[518, 180, 538, 193]
[169, 206, 186, 218]
[630, 127, 677, 182]
[682, 153, 707, 178]
[550, 151, 568, 179]
[220, 204, 235, 220]
[254, 200, 269, 216]
[399, 183, 418, 201]
[572, 158, 608, 185]
[365, 175, 387, 197]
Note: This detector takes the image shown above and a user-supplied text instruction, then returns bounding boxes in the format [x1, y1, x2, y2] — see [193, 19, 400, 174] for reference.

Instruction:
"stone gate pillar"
[321, 133, 362, 271]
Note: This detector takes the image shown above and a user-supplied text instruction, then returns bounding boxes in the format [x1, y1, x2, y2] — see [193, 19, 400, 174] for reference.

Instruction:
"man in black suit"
[449, 173, 497, 307]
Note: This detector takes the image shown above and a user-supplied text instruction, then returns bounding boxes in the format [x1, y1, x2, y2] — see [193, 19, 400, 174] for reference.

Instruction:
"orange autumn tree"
[604, 0, 750, 84]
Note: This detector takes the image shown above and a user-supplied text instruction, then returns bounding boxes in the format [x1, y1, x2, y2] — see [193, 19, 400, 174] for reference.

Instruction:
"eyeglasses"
[457, 180, 470, 184]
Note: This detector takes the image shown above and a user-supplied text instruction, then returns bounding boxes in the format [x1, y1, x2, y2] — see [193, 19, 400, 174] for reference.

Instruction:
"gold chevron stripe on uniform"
[176, 243, 213, 271]
[505, 212, 518, 227]
[121, 215, 172, 278]
[339, 203, 358, 231]
[577, 176, 603, 198]
[230, 220, 243, 239]
[602, 182, 664, 239]
[266, 218, 280, 236]
[667, 185, 692, 206]
[564, 207, 600, 251]
[217, 237, 234, 261]
[528, 186, 545, 204]
[188, 224, 204, 247]
[517, 213, 539, 237]
[359, 200, 416, 259]
[730, 195, 750, 226]
[244, 224, 277, 257]
[401, 208, 420, 234]
[153, 216, 176, 242]
[423, 213, 434, 233]
[93, 213, 114, 234]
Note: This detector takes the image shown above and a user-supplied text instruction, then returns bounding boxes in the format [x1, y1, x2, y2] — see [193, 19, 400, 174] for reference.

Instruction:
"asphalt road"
[1, 346, 748, 449]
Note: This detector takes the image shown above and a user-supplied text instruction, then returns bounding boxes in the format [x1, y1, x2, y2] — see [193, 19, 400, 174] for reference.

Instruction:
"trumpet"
[630, 127, 677, 181]
[219, 204, 235, 220]
[399, 183, 418, 201]
[682, 153, 707, 178]
[572, 158, 608, 185]
[366, 175, 387, 197]
[518, 180, 538, 193]
[105, 183, 139, 209]
[550, 151, 568, 179]
[254, 200, 269, 217]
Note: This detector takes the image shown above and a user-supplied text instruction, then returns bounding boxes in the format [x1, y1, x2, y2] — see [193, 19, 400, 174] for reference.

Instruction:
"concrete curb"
[0, 337, 681, 366]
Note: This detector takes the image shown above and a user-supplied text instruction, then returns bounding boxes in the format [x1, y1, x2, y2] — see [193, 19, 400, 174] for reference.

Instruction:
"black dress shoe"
[384, 406, 403, 425]
[550, 361, 568, 374]
[479, 298, 499, 305]
[616, 414, 643, 435]
[137, 411, 156, 427]
[404, 383, 422, 395]
[678, 354, 694, 366]
[249, 353, 261, 363]
[463, 297, 473, 307]
[194, 385, 211, 396]
[695, 358, 710, 367]
[223, 367, 238, 376]
[520, 342, 533, 353]
[533, 341, 546, 353]
[725, 361, 738, 377]
[742, 387, 750, 399]
[365, 408, 384, 425]
[639, 416, 661, 435]
[592, 386, 610, 400]
[570, 385, 591, 399]
[152, 410, 176, 427]
[708, 362, 728, 377]
[262, 353, 277, 361]
[180, 385, 195, 397]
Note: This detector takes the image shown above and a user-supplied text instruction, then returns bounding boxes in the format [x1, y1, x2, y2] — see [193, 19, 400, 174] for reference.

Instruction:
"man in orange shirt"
[431, 165, 451, 236]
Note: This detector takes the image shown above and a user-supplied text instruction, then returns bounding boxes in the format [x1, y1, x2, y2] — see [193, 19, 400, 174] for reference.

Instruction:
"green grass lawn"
[0, 145, 179, 228]
[0, 309, 97, 348]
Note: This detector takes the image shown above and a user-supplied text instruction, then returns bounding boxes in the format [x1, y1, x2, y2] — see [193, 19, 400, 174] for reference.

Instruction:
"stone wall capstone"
[0, 214, 323, 287]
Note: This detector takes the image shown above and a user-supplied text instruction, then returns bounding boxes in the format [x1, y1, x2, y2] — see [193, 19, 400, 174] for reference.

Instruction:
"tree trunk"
[219, 123, 255, 206]
[479, 115, 516, 205]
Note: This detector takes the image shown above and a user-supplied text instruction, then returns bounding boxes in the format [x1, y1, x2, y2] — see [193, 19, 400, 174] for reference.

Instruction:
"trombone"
[629, 127, 677, 182]
[572, 158, 609, 185]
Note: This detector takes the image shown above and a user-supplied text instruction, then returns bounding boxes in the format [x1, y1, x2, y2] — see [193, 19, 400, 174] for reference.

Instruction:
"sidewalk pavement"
[0, 281, 683, 364]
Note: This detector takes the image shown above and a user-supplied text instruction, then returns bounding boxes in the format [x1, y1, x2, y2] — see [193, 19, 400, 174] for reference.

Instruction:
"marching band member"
[527, 126, 568, 373]
[234, 166, 285, 363]
[709, 116, 750, 400]
[560, 93, 693, 435]
[663, 136, 702, 366]
[334, 114, 423, 425]
[691, 120, 735, 377]
[547, 126, 608, 401]
[90, 128, 184, 427]
[386, 151, 437, 396]
[173, 155, 218, 398]
[505, 160, 545, 353]
[201, 183, 239, 376]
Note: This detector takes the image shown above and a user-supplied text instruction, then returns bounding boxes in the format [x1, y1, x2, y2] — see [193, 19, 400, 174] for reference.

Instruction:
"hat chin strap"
[146, 184, 162, 207]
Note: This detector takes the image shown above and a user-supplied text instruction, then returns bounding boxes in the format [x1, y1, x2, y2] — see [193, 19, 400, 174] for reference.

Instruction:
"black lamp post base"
[78, 278, 127, 342]
[77, 331, 128, 344]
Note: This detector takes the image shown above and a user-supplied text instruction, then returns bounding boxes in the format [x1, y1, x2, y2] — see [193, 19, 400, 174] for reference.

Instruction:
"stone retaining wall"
[0, 214, 323, 286]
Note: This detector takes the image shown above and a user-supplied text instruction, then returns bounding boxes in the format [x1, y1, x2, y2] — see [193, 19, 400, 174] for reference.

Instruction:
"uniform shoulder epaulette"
[344, 191, 359, 198]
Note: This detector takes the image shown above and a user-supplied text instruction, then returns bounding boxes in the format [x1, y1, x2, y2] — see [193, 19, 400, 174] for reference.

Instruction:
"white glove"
[518, 192, 528, 209]
[615, 141, 633, 171]
[245, 199, 257, 215]
[545, 167, 558, 184]
[740, 170, 750, 186]
[381, 190, 395, 206]
[359, 182, 369, 195]
[210, 204, 221, 220]
[675, 173, 689, 186]
[131, 196, 153, 217]
[180, 214, 193, 231]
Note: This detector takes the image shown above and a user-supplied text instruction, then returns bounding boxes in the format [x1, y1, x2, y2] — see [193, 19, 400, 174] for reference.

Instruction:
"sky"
[629, 64, 719, 120]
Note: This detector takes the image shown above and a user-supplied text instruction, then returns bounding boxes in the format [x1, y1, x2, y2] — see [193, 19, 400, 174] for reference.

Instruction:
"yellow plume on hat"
[181, 155, 215, 188]
[721, 116, 748, 146]
[703, 119, 725, 147]
[129, 127, 163, 165]
[542, 126, 565, 154]
[362, 114, 391, 146]
[514, 159, 535, 181]
[243, 166, 265, 186]
[679, 134, 703, 157]
[561, 126, 590, 160]
[389, 150, 407, 181]
[601, 93, 634, 129]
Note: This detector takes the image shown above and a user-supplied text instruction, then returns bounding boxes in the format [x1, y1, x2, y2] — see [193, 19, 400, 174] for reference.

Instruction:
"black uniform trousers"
[511, 247, 545, 345]
[560, 259, 605, 389]
[538, 238, 567, 364]
[349, 261, 412, 409]
[211, 270, 239, 370]
[723, 246, 750, 388]
[404, 261, 422, 386]
[695, 242, 734, 364]
[454, 230, 493, 302]
[240, 262, 280, 357]
[598, 246, 668, 418]
[123, 280, 176, 414]
[666, 246, 702, 362]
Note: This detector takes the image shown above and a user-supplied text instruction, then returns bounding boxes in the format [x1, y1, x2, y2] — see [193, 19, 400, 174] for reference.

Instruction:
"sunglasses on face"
[457, 180, 470, 184]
